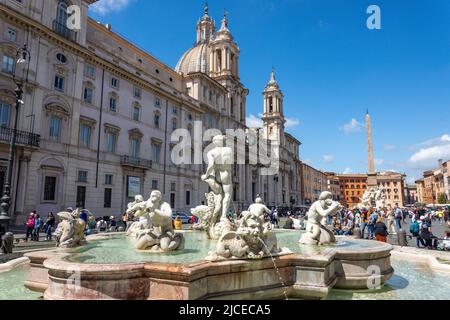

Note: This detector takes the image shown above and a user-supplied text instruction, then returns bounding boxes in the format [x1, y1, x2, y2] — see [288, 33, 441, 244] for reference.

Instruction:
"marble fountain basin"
[24, 230, 394, 300]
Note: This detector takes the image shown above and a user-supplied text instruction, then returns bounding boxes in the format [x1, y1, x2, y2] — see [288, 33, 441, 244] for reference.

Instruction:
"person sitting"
[86, 216, 97, 235]
[332, 217, 342, 235]
[419, 217, 438, 249]
[174, 215, 183, 230]
[283, 215, 295, 229]
[438, 231, 450, 251]
[341, 216, 354, 236]
[108, 216, 117, 232]
[374, 217, 388, 243]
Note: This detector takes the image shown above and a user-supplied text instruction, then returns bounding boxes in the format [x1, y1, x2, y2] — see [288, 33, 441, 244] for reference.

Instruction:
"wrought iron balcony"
[0, 127, 40, 148]
[52, 20, 77, 42]
[120, 155, 153, 170]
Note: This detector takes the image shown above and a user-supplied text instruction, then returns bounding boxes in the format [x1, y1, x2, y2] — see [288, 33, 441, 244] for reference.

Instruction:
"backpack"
[410, 222, 420, 234]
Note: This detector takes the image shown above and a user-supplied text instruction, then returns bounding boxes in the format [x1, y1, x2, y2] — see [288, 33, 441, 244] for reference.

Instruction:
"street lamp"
[0, 43, 31, 233]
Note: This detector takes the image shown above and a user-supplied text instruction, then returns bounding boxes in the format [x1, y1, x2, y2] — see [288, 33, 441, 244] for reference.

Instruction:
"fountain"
[18, 137, 396, 300]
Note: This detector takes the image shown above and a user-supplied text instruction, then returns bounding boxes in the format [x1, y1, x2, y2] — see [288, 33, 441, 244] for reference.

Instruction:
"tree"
[438, 193, 448, 205]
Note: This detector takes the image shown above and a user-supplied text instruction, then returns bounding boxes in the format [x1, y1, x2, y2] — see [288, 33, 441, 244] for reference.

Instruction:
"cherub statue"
[134, 190, 184, 252]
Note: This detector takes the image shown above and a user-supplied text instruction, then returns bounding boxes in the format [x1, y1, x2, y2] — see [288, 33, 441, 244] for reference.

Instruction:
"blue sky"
[89, 0, 450, 183]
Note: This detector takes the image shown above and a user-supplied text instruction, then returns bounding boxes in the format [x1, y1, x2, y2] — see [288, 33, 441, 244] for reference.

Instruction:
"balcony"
[120, 155, 152, 170]
[52, 20, 77, 42]
[0, 127, 40, 148]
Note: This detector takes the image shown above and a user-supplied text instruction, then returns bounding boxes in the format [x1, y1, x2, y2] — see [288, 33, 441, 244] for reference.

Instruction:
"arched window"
[56, 0, 69, 26]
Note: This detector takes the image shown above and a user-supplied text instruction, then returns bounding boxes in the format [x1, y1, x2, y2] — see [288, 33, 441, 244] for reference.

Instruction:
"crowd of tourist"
[278, 205, 450, 251]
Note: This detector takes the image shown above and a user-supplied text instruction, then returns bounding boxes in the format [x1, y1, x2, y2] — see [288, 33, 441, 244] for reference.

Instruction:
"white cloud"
[341, 118, 363, 134]
[407, 133, 450, 169]
[343, 167, 352, 174]
[375, 158, 384, 166]
[285, 117, 300, 128]
[246, 114, 263, 128]
[90, 0, 133, 15]
[323, 155, 334, 163]
[408, 144, 450, 168]
[383, 144, 396, 151]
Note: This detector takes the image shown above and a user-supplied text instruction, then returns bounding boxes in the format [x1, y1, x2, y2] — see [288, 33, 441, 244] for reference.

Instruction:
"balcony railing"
[0, 127, 40, 148]
[53, 20, 77, 42]
[121, 156, 153, 170]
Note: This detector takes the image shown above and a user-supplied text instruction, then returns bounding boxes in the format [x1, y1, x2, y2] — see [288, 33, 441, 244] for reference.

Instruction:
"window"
[106, 132, 117, 153]
[172, 118, 177, 131]
[151, 180, 158, 190]
[151, 143, 161, 163]
[187, 113, 193, 121]
[186, 190, 191, 206]
[155, 97, 161, 108]
[6, 27, 17, 42]
[105, 174, 113, 185]
[109, 97, 117, 112]
[172, 106, 178, 114]
[79, 124, 91, 147]
[104, 188, 112, 208]
[134, 87, 142, 99]
[171, 183, 176, 192]
[83, 87, 93, 104]
[76, 186, 86, 208]
[130, 138, 140, 158]
[111, 77, 119, 88]
[0, 103, 11, 127]
[54, 75, 65, 91]
[78, 170, 88, 183]
[85, 64, 95, 78]
[2, 56, 15, 74]
[49, 116, 62, 139]
[56, 53, 67, 63]
[56, 0, 69, 26]
[132, 105, 140, 121]
[154, 113, 160, 128]
[43, 176, 57, 201]
[170, 193, 176, 209]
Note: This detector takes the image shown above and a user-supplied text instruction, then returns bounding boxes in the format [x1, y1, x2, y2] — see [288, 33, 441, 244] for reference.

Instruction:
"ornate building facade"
[0, 1, 303, 224]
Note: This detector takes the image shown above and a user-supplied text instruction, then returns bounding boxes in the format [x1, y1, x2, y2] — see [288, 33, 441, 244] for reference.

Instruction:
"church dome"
[175, 42, 210, 75]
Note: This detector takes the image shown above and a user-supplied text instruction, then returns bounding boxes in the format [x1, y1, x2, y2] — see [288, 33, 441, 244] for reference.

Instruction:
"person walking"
[386, 207, 396, 235]
[394, 206, 403, 231]
[360, 209, 368, 239]
[32, 214, 42, 242]
[44, 212, 55, 241]
[368, 210, 378, 240]
[25, 212, 36, 242]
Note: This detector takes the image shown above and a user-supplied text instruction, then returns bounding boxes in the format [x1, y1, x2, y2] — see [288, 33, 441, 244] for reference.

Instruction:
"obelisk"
[366, 110, 377, 187]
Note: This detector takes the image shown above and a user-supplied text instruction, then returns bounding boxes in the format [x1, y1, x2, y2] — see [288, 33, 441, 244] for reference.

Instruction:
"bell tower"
[196, 3, 215, 44]
[262, 68, 286, 142]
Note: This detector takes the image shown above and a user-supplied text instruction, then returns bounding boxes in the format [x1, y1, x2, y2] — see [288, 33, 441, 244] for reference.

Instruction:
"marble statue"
[197, 135, 235, 240]
[1, 232, 14, 254]
[358, 186, 387, 210]
[133, 191, 184, 252]
[299, 192, 342, 245]
[126, 195, 150, 237]
[54, 208, 87, 248]
[206, 196, 289, 260]
[375, 186, 387, 209]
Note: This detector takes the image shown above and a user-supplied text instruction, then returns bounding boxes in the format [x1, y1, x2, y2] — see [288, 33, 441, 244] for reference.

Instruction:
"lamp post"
[0, 43, 31, 233]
